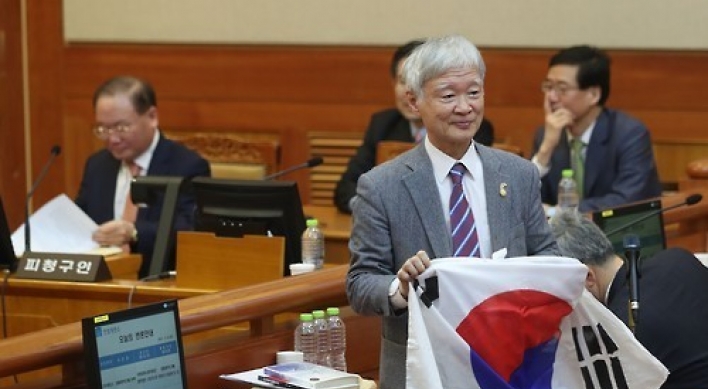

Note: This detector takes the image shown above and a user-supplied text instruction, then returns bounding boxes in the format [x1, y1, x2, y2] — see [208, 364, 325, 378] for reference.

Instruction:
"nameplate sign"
[14, 252, 112, 282]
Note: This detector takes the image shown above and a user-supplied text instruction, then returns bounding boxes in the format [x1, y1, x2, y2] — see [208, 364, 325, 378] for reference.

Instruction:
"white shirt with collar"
[114, 130, 160, 219]
[424, 137, 491, 259]
[390, 137, 492, 308]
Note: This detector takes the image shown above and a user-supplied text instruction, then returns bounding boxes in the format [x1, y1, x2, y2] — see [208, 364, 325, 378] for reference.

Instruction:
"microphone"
[623, 234, 641, 333]
[25, 145, 62, 253]
[263, 157, 324, 181]
[605, 194, 703, 238]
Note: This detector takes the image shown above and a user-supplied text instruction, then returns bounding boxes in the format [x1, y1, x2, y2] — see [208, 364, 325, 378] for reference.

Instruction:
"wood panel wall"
[11, 2, 708, 213]
[61, 44, 708, 203]
[0, 0, 27, 228]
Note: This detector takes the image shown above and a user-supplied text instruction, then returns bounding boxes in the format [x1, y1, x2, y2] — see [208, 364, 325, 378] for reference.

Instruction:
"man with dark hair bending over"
[550, 210, 708, 388]
[76, 76, 210, 278]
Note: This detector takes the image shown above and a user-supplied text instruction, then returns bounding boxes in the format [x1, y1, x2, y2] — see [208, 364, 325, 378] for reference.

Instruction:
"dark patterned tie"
[449, 163, 480, 257]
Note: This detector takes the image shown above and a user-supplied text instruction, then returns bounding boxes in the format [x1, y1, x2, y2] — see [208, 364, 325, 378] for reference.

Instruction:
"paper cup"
[289, 263, 315, 275]
[276, 351, 304, 364]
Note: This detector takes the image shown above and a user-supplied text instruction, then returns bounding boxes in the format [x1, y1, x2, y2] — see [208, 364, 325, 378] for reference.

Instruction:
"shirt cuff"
[389, 278, 408, 309]
[531, 154, 550, 178]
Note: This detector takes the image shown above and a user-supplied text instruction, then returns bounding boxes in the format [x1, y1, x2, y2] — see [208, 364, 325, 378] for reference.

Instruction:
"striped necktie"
[449, 163, 480, 257]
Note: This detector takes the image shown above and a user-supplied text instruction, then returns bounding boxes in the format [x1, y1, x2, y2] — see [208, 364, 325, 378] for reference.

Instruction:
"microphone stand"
[263, 157, 324, 181]
[623, 234, 641, 334]
[604, 194, 702, 238]
[25, 147, 62, 253]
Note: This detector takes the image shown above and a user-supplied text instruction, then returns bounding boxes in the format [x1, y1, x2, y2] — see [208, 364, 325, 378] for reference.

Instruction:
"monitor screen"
[0, 195, 17, 272]
[592, 199, 666, 259]
[81, 300, 188, 389]
[190, 177, 306, 276]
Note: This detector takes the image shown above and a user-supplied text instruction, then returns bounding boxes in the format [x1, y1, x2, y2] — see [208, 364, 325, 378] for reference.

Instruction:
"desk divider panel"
[175, 232, 285, 289]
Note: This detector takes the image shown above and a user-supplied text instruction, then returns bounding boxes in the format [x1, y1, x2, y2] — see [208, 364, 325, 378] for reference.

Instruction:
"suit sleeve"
[335, 114, 388, 213]
[75, 158, 93, 213]
[346, 172, 399, 317]
[522, 163, 559, 256]
[579, 122, 660, 212]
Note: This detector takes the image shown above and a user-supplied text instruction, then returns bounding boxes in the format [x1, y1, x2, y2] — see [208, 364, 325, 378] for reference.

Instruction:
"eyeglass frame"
[92, 123, 137, 140]
[540, 81, 581, 96]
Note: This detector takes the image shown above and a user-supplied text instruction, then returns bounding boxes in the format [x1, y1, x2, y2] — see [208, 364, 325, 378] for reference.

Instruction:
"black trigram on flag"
[572, 323, 629, 389]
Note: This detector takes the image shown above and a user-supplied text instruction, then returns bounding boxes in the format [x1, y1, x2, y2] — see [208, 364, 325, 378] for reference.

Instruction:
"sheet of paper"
[11, 194, 105, 256]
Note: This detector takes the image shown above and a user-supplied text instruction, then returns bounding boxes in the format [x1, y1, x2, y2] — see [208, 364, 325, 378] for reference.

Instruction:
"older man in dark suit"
[76, 76, 210, 277]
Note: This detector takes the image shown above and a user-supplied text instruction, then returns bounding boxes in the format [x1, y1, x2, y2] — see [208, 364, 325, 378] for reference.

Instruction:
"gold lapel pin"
[500, 183, 508, 197]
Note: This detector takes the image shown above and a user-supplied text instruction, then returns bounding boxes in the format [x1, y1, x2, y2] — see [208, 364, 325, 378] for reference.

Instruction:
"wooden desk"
[0, 266, 381, 389]
[303, 205, 352, 265]
[0, 277, 213, 338]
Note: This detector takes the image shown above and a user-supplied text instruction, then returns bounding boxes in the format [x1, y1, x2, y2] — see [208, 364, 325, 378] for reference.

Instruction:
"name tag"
[15, 252, 112, 282]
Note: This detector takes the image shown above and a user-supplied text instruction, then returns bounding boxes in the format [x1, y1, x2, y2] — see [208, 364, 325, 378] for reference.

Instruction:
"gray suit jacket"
[346, 143, 558, 389]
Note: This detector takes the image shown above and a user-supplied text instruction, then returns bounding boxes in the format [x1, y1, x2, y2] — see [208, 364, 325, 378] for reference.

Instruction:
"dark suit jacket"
[334, 108, 494, 213]
[75, 133, 210, 277]
[607, 248, 708, 388]
[346, 143, 558, 389]
[532, 108, 662, 212]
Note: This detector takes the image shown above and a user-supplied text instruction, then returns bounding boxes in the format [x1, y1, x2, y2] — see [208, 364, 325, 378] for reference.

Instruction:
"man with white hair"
[346, 35, 558, 389]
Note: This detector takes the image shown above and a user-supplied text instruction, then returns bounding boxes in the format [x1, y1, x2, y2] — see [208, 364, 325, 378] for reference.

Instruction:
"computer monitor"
[0, 196, 17, 272]
[190, 177, 306, 276]
[81, 300, 188, 389]
[592, 199, 666, 259]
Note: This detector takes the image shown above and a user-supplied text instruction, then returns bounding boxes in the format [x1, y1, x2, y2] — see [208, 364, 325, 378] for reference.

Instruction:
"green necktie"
[570, 139, 585, 199]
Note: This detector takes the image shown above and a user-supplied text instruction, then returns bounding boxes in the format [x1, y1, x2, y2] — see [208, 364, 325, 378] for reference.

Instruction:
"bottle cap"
[300, 313, 314, 321]
[562, 169, 574, 178]
[312, 310, 326, 318]
[326, 307, 340, 316]
[306, 219, 319, 227]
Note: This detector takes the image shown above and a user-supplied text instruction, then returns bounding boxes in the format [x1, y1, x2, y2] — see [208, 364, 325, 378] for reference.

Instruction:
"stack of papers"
[221, 362, 360, 389]
[11, 194, 120, 257]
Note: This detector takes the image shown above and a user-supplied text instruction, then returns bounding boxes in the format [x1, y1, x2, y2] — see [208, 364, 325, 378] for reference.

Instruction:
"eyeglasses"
[93, 123, 136, 139]
[540, 81, 580, 96]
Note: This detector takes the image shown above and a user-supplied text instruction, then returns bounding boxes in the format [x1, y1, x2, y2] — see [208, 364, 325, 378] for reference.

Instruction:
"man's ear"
[585, 266, 597, 289]
[406, 90, 420, 114]
[146, 106, 159, 128]
[587, 86, 601, 106]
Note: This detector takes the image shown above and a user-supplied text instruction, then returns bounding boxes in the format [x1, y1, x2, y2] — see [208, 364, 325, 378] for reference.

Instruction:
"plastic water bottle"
[326, 307, 347, 372]
[312, 309, 330, 367]
[558, 169, 579, 211]
[294, 313, 317, 364]
[302, 219, 325, 269]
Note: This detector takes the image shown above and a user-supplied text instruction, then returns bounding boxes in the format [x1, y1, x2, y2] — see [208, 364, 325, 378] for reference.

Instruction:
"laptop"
[82, 300, 189, 389]
[592, 199, 666, 259]
[0, 195, 17, 272]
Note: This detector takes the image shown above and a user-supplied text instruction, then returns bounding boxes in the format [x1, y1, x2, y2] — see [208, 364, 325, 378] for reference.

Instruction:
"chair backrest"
[308, 131, 363, 206]
[166, 132, 280, 180]
[376, 140, 415, 165]
[491, 141, 523, 156]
